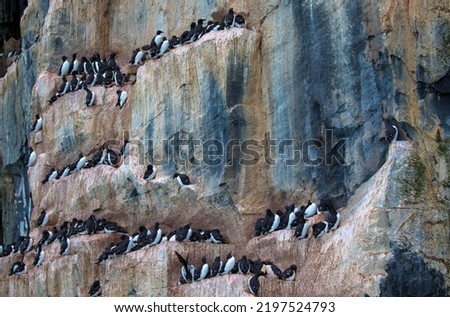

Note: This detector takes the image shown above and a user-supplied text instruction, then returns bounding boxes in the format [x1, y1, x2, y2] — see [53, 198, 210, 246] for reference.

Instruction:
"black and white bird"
[116, 90, 128, 109]
[224, 8, 235, 28]
[238, 255, 250, 274]
[33, 244, 45, 267]
[19, 236, 33, 254]
[58, 55, 70, 76]
[26, 147, 37, 167]
[143, 164, 156, 181]
[70, 73, 79, 91]
[9, 261, 26, 276]
[75, 153, 87, 171]
[120, 139, 130, 158]
[281, 264, 297, 281]
[89, 280, 102, 297]
[114, 66, 124, 86]
[263, 261, 283, 279]
[157, 37, 170, 57]
[221, 252, 236, 275]
[173, 172, 191, 190]
[149, 222, 162, 246]
[70, 53, 79, 74]
[56, 76, 70, 97]
[233, 14, 245, 28]
[269, 210, 282, 233]
[209, 229, 224, 244]
[59, 236, 70, 256]
[294, 217, 308, 239]
[248, 271, 266, 296]
[85, 215, 97, 234]
[327, 209, 341, 231]
[150, 30, 164, 49]
[84, 86, 95, 107]
[385, 124, 399, 143]
[37, 209, 48, 227]
[31, 114, 43, 132]
[175, 251, 193, 284]
[261, 209, 275, 235]
[175, 224, 192, 242]
[304, 201, 318, 218]
[42, 168, 58, 184]
[196, 256, 210, 281]
[312, 221, 329, 238]
[209, 256, 223, 277]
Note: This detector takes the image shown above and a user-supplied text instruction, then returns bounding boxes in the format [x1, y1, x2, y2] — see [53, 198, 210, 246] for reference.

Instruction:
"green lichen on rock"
[397, 152, 426, 202]
[435, 130, 449, 155]
[437, 31, 450, 64]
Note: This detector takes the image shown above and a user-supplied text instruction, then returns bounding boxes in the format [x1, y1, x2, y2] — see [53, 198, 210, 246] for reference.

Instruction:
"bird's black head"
[72, 53, 77, 58]
[198, 18, 205, 24]
[156, 30, 163, 35]
[117, 90, 122, 95]
[62, 55, 67, 60]
[173, 172, 179, 178]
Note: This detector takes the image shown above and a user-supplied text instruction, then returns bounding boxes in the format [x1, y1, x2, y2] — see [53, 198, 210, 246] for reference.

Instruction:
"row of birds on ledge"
[175, 251, 296, 296]
[255, 200, 341, 239]
[45, 8, 245, 109]
[95, 223, 224, 264]
[25, 130, 191, 190]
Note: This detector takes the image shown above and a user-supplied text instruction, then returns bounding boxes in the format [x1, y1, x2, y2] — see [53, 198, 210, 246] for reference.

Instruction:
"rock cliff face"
[0, 0, 449, 296]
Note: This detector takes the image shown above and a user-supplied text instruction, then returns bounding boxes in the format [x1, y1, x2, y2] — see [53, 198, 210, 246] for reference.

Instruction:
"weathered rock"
[0, 0, 449, 296]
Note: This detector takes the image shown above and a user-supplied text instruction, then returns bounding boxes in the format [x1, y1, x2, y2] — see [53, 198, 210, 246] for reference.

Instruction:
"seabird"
[221, 252, 236, 275]
[9, 261, 26, 276]
[175, 224, 192, 242]
[149, 222, 162, 246]
[116, 90, 128, 109]
[114, 66, 124, 85]
[304, 201, 318, 218]
[83, 86, 95, 107]
[58, 55, 70, 76]
[293, 217, 308, 239]
[70, 73, 79, 91]
[60, 236, 70, 256]
[37, 209, 48, 227]
[196, 256, 210, 281]
[281, 264, 297, 281]
[386, 124, 399, 143]
[26, 147, 37, 167]
[312, 221, 329, 238]
[261, 209, 275, 235]
[209, 256, 222, 277]
[269, 210, 282, 232]
[248, 271, 266, 296]
[75, 153, 87, 171]
[233, 14, 246, 28]
[56, 76, 70, 97]
[175, 251, 192, 283]
[33, 244, 45, 267]
[19, 236, 33, 254]
[121, 139, 130, 158]
[254, 218, 264, 236]
[263, 261, 283, 279]
[157, 37, 170, 57]
[173, 172, 191, 190]
[70, 53, 79, 74]
[150, 30, 164, 48]
[209, 229, 224, 244]
[89, 280, 102, 297]
[143, 164, 156, 181]
[42, 168, 58, 184]
[85, 215, 97, 234]
[224, 8, 235, 28]
[238, 255, 250, 274]
[327, 209, 341, 231]
[31, 114, 43, 132]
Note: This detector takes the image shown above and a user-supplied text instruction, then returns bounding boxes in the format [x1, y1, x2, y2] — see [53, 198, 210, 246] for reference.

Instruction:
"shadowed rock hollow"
[0, 0, 449, 296]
